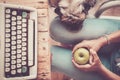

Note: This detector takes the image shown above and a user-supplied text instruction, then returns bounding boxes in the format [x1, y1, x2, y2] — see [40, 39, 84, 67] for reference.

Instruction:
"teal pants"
[50, 17, 120, 80]
[51, 46, 120, 80]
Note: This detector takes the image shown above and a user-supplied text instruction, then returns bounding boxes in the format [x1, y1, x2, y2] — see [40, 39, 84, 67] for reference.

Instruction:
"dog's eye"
[60, 6, 68, 10]
[82, 3, 91, 14]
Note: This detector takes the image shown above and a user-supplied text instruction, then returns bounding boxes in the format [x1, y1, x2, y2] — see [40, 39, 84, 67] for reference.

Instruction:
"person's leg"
[50, 17, 120, 44]
[50, 17, 120, 80]
[51, 45, 106, 80]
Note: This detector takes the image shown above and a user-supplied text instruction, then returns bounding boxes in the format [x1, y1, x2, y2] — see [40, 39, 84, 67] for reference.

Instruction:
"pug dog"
[49, 0, 97, 24]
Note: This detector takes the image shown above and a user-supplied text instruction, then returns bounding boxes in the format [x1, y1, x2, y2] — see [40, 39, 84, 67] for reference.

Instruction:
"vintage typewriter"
[0, 3, 38, 80]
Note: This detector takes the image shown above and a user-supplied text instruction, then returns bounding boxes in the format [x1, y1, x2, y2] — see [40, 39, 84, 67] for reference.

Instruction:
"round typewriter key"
[6, 33, 10, 37]
[22, 61, 27, 65]
[5, 38, 10, 42]
[6, 9, 11, 13]
[17, 69, 22, 73]
[11, 69, 16, 75]
[11, 51, 16, 55]
[5, 53, 10, 57]
[5, 48, 10, 52]
[17, 63, 21, 68]
[6, 19, 10, 23]
[11, 60, 16, 65]
[11, 26, 17, 31]
[6, 29, 10, 33]
[17, 59, 22, 64]
[22, 66, 27, 73]
[5, 58, 10, 62]
[22, 52, 27, 56]
[5, 67, 10, 72]
[17, 16, 22, 20]
[17, 21, 22, 25]
[11, 22, 16, 25]
[11, 55, 16, 59]
[12, 11, 17, 15]
[11, 16, 16, 21]
[5, 63, 10, 67]
[17, 25, 22, 30]
[6, 14, 10, 18]
[22, 19, 27, 23]
[22, 23, 27, 27]
[6, 43, 10, 47]
[17, 45, 22, 49]
[17, 54, 22, 58]
[6, 24, 10, 28]
[22, 12, 28, 18]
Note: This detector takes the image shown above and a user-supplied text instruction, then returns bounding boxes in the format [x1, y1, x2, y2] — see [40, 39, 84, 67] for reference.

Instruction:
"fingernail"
[90, 49, 92, 52]
[90, 49, 94, 52]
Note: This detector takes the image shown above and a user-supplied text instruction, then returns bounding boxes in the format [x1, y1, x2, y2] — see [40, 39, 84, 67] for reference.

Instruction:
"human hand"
[72, 37, 107, 53]
[72, 49, 102, 72]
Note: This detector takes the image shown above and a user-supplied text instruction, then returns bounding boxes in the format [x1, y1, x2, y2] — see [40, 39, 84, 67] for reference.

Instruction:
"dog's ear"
[54, 7, 62, 17]
[86, 0, 97, 7]
[83, 0, 96, 14]
[49, 0, 60, 7]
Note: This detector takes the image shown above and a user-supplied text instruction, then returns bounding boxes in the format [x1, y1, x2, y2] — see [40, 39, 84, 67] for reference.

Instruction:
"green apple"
[73, 48, 90, 65]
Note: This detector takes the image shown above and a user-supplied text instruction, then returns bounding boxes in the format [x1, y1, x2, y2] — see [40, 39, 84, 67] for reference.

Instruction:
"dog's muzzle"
[55, 7, 86, 24]
[61, 13, 86, 24]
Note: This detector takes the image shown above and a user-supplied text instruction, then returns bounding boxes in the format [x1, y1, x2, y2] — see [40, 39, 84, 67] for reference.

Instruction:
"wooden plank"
[37, 9, 49, 31]
[37, 31, 51, 80]
[1, 0, 48, 3]
[1, 0, 48, 9]
[38, 17, 49, 31]
[38, 32, 49, 42]
[0, 0, 4, 3]
[38, 9, 48, 17]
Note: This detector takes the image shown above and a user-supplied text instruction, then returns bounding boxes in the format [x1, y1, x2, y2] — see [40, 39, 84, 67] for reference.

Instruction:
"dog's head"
[54, 0, 96, 24]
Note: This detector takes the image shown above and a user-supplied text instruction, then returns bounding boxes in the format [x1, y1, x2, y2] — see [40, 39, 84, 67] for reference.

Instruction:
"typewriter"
[0, 3, 38, 80]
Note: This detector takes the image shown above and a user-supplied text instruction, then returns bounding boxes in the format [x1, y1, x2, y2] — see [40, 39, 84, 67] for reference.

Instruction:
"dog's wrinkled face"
[55, 0, 96, 24]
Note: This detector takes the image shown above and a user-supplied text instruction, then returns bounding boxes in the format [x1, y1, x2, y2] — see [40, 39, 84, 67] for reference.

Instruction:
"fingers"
[72, 40, 91, 54]
[89, 54, 93, 65]
[72, 43, 86, 53]
[90, 49, 97, 58]
[72, 44, 81, 53]
[72, 59, 91, 70]
[72, 59, 80, 68]
[72, 49, 101, 72]
[90, 49, 101, 63]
